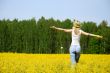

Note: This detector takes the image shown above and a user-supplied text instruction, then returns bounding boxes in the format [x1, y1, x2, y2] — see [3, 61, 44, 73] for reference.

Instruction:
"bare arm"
[50, 26, 72, 33]
[81, 30, 103, 39]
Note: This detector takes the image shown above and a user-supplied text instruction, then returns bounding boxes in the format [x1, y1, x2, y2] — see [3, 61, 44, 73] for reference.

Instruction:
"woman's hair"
[73, 20, 80, 28]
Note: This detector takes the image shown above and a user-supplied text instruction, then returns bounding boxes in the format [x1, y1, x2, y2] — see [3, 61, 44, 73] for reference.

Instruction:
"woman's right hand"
[96, 35, 103, 39]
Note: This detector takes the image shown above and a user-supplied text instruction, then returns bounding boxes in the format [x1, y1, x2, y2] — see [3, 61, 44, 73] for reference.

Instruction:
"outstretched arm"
[81, 30, 103, 39]
[50, 26, 72, 33]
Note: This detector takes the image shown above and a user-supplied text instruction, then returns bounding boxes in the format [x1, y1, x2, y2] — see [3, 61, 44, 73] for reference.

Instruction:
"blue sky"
[0, 0, 110, 24]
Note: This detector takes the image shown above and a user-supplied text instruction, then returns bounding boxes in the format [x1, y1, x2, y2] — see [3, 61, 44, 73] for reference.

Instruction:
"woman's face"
[72, 26, 80, 30]
[75, 27, 80, 30]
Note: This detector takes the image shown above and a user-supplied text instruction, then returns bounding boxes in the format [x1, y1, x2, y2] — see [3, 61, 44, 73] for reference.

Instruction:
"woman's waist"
[71, 41, 80, 45]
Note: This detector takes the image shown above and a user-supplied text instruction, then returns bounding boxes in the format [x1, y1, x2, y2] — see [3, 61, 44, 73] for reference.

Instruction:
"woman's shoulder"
[79, 29, 84, 32]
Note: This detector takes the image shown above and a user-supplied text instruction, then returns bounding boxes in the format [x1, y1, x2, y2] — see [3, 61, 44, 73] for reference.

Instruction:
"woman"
[50, 20, 103, 65]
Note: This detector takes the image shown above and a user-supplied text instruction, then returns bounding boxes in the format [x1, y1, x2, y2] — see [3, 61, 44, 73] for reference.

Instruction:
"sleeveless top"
[71, 29, 82, 46]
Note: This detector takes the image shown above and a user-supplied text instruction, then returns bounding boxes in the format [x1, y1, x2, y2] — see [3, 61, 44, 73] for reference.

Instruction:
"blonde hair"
[73, 19, 80, 28]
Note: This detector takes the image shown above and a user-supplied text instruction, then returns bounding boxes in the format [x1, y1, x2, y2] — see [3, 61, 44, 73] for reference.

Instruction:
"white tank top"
[71, 29, 82, 45]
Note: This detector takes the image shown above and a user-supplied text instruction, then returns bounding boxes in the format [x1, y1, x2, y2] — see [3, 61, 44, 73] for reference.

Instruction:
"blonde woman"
[50, 20, 103, 65]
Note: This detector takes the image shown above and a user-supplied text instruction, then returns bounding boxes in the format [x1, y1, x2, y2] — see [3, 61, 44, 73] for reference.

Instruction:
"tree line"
[0, 17, 110, 54]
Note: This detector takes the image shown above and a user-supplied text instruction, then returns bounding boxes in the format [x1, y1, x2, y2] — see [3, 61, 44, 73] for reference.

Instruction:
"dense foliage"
[0, 17, 110, 54]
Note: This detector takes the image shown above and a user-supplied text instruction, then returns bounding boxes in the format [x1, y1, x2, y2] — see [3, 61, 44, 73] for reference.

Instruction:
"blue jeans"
[69, 45, 81, 64]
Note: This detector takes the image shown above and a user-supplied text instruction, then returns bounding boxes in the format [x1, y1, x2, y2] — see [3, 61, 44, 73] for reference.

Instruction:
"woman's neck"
[74, 28, 80, 35]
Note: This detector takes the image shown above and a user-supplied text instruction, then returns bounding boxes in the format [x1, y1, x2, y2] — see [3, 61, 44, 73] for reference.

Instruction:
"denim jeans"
[69, 45, 81, 64]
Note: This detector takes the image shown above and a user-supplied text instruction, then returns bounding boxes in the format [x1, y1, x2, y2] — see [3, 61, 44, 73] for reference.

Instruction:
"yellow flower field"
[0, 53, 110, 73]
